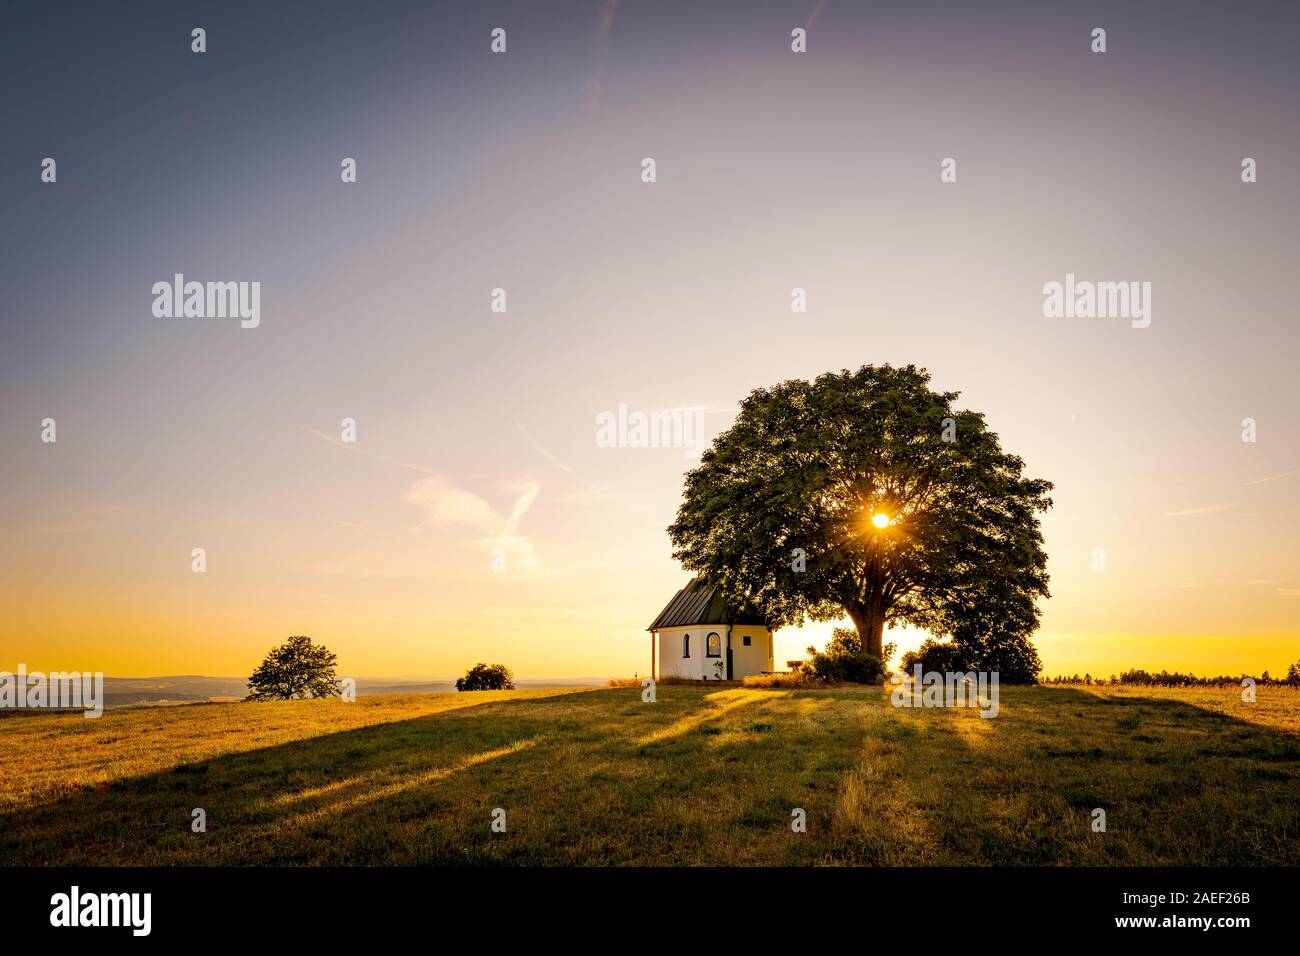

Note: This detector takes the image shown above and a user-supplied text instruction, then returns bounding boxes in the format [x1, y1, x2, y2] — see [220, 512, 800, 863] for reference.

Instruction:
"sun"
[871, 513, 891, 529]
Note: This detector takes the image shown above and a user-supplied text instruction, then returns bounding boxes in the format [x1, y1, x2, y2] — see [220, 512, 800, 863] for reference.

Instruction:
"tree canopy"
[667, 365, 1053, 671]
[245, 635, 341, 701]
[456, 663, 515, 692]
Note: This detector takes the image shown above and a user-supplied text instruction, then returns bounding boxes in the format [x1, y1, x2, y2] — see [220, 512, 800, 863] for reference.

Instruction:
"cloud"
[303, 425, 435, 475]
[405, 476, 541, 569]
[1277, 588, 1300, 598]
[516, 421, 573, 473]
[806, 0, 828, 30]
[1163, 504, 1232, 517]
[586, 0, 619, 112]
[1244, 468, 1299, 486]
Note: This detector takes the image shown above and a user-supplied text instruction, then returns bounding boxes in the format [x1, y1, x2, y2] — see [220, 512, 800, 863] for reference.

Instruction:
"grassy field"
[1, 683, 1297, 865]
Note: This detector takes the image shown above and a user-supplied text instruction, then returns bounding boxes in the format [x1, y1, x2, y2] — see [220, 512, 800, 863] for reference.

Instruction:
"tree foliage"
[456, 663, 515, 692]
[900, 632, 1042, 684]
[668, 365, 1053, 667]
[1043, 665, 1300, 688]
[245, 635, 341, 701]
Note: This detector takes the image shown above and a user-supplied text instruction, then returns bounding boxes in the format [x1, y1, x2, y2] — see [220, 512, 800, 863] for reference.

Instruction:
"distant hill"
[97, 675, 607, 708]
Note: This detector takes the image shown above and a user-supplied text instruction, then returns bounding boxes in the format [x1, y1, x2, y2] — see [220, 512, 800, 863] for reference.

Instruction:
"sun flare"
[871, 513, 891, 529]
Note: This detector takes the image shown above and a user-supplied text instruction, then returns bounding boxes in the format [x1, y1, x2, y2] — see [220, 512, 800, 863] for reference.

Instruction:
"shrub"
[455, 663, 514, 691]
[803, 650, 885, 684]
[797, 628, 886, 685]
[900, 631, 1042, 685]
[899, 638, 970, 676]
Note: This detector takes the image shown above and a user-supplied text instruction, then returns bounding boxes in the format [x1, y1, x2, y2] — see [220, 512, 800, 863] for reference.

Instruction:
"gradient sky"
[2, 0, 1298, 679]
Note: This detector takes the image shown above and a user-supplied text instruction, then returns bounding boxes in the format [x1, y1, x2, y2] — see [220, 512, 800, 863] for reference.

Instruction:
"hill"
[1, 684, 1296, 865]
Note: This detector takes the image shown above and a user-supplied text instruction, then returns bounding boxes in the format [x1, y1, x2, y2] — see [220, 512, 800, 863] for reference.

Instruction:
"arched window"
[706, 632, 722, 657]
[682, 634, 690, 658]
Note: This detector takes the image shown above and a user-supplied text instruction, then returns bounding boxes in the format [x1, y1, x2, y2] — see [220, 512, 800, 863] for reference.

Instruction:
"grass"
[741, 672, 813, 688]
[1, 684, 1296, 865]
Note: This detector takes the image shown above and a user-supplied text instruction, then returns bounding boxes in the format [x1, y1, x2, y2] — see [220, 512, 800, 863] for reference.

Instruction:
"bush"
[899, 638, 970, 676]
[797, 628, 886, 685]
[900, 631, 1042, 685]
[804, 651, 885, 684]
[455, 663, 514, 691]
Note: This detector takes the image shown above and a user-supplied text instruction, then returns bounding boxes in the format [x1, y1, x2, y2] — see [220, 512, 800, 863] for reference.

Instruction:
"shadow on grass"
[1, 685, 1295, 865]
[820, 684, 1299, 866]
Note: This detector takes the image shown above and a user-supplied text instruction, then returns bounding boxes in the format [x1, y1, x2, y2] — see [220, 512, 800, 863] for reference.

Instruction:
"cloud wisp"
[405, 475, 542, 571]
[516, 421, 573, 473]
[303, 425, 436, 476]
[586, 0, 619, 113]
[1244, 468, 1299, 486]
[1163, 504, 1233, 517]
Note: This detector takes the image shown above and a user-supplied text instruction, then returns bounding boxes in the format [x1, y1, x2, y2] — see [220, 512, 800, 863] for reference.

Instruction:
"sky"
[1, 0, 1297, 679]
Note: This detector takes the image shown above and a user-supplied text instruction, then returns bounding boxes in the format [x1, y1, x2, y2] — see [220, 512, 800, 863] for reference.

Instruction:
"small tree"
[245, 635, 341, 701]
[456, 663, 514, 691]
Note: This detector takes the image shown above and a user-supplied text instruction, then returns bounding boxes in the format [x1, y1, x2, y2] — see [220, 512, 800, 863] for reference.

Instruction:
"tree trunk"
[848, 602, 887, 659]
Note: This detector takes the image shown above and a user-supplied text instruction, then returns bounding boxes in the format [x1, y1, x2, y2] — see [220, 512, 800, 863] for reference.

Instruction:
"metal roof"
[647, 578, 768, 630]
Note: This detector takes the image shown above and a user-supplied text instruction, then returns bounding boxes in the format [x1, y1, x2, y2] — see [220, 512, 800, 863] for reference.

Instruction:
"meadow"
[1, 683, 1296, 866]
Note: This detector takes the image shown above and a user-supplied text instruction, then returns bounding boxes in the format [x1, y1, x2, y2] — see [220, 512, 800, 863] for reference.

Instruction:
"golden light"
[871, 513, 891, 529]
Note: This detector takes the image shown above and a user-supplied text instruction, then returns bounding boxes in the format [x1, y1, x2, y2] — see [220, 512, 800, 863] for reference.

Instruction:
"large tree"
[667, 365, 1053, 661]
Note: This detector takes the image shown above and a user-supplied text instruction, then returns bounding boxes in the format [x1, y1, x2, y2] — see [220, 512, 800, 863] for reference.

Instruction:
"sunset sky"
[2, 0, 1297, 680]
